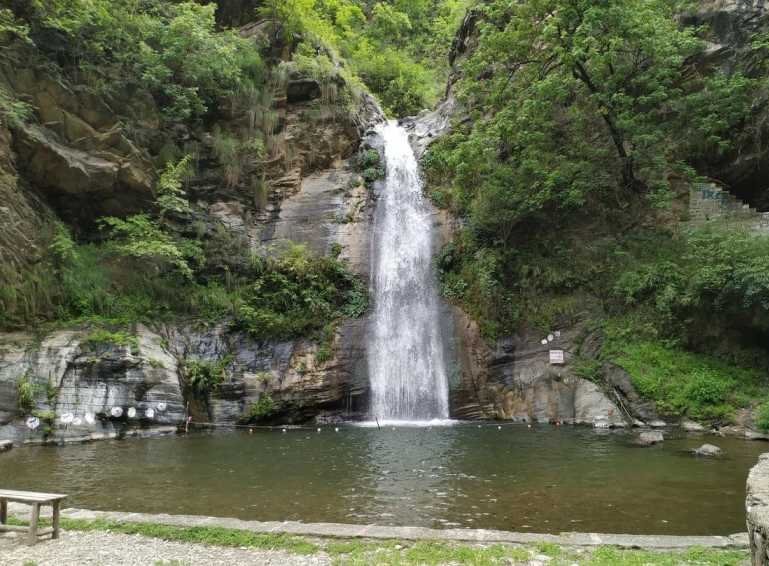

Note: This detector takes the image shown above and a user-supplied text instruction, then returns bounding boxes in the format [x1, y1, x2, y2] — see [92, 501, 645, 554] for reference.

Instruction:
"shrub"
[755, 401, 769, 432]
[184, 356, 232, 396]
[572, 359, 602, 383]
[17, 376, 37, 414]
[249, 394, 276, 420]
[235, 245, 367, 340]
[607, 337, 763, 422]
[315, 323, 336, 364]
[82, 329, 139, 350]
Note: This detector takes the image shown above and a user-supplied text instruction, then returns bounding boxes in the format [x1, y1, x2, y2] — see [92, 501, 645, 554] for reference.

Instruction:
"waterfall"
[366, 120, 450, 423]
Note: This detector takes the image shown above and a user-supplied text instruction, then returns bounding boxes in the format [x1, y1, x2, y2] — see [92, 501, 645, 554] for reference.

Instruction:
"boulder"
[14, 124, 153, 223]
[746, 453, 769, 565]
[682, 419, 706, 432]
[747, 430, 769, 441]
[449, 322, 629, 425]
[692, 443, 723, 457]
[287, 78, 321, 103]
[0, 327, 186, 444]
[0, 440, 12, 452]
[637, 431, 664, 446]
[602, 363, 661, 423]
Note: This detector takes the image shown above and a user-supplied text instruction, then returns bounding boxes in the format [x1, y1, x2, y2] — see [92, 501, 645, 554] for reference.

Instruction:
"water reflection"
[360, 425, 459, 527]
[0, 425, 764, 535]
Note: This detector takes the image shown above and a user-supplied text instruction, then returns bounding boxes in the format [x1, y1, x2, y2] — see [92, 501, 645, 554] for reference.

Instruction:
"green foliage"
[352, 42, 436, 116]
[184, 355, 232, 396]
[2, 221, 366, 344]
[22, 1, 264, 123]
[16, 375, 37, 414]
[572, 358, 602, 383]
[49, 223, 76, 267]
[101, 214, 201, 280]
[235, 244, 367, 340]
[83, 329, 139, 350]
[156, 155, 193, 218]
[755, 401, 769, 432]
[427, 0, 754, 234]
[611, 226, 769, 363]
[0, 84, 32, 128]
[424, 0, 760, 350]
[102, 155, 202, 280]
[315, 323, 336, 364]
[249, 394, 276, 420]
[604, 330, 764, 422]
[0, 8, 30, 44]
[354, 148, 384, 185]
[265, 0, 469, 116]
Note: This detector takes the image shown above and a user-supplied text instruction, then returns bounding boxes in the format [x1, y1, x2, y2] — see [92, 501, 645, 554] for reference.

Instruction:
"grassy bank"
[7, 516, 749, 565]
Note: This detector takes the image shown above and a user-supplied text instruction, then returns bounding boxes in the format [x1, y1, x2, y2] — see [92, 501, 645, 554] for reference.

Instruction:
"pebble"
[0, 529, 330, 565]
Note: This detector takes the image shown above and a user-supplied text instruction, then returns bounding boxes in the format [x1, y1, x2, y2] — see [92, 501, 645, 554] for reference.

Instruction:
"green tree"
[102, 156, 202, 279]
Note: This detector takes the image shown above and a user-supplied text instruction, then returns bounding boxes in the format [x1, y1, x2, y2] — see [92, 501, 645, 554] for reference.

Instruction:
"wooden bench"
[0, 489, 67, 545]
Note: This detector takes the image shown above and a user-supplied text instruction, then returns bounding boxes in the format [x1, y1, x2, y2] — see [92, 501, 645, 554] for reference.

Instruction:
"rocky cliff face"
[448, 316, 621, 426]
[0, 318, 375, 443]
[0, 15, 385, 444]
[683, 0, 769, 208]
[4, 3, 765, 446]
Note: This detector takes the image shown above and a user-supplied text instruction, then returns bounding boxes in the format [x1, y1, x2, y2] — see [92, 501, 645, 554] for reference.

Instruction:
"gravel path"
[0, 530, 331, 566]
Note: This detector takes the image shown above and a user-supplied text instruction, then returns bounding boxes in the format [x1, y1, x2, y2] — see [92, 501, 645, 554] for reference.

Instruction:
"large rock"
[682, 419, 707, 432]
[450, 320, 627, 426]
[693, 443, 723, 457]
[747, 453, 769, 565]
[287, 78, 322, 103]
[637, 431, 665, 446]
[0, 327, 185, 443]
[13, 123, 153, 225]
[163, 318, 370, 425]
[0, 61, 155, 226]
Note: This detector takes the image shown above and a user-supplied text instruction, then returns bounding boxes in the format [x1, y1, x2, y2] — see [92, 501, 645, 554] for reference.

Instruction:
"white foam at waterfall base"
[367, 120, 451, 422]
[355, 419, 457, 428]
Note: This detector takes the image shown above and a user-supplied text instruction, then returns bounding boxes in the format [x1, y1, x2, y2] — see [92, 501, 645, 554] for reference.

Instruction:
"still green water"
[0, 424, 764, 535]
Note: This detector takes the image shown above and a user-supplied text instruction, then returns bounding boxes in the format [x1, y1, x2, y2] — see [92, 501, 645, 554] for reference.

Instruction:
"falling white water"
[367, 120, 450, 423]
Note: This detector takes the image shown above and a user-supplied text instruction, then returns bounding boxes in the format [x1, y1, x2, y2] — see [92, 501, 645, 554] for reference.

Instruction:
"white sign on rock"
[549, 349, 565, 365]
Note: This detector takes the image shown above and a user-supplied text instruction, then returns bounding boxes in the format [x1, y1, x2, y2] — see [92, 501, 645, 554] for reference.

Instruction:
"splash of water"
[367, 120, 450, 422]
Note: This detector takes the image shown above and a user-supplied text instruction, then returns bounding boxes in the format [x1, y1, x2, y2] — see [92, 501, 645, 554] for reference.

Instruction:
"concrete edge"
[7, 504, 749, 550]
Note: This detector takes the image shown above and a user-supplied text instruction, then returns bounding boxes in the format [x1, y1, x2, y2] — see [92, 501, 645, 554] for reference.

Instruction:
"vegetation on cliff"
[2, 0, 768, 425]
[0, 0, 397, 341]
[270, 0, 470, 115]
[0, 0, 466, 341]
[424, 0, 769, 423]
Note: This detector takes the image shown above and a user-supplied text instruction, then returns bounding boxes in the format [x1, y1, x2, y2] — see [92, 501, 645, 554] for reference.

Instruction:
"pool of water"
[1, 424, 764, 535]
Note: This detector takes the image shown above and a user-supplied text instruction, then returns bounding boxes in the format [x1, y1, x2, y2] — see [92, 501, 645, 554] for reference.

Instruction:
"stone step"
[688, 182, 767, 233]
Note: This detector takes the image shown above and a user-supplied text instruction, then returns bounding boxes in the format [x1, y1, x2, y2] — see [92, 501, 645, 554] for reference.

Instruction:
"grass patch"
[6, 516, 750, 564]
[403, 542, 525, 565]
[59, 518, 318, 554]
[584, 546, 747, 566]
[604, 328, 765, 422]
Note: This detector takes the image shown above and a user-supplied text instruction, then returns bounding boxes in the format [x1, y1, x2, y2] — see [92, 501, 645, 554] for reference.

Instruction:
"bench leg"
[28, 503, 39, 546]
[0, 500, 6, 525]
[52, 501, 60, 540]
